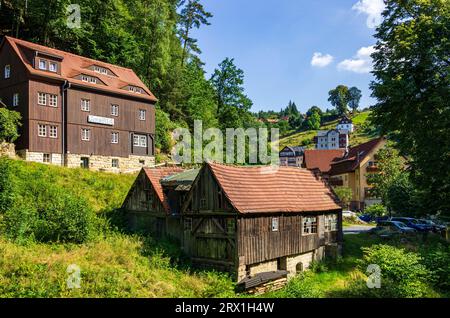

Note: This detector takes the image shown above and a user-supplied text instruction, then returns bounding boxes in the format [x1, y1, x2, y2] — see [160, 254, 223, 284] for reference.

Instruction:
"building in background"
[302, 149, 345, 179]
[315, 129, 349, 150]
[279, 146, 304, 167]
[0, 36, 156, 172]
[336, 116, 354, 133]
[328, 137, 386, 210]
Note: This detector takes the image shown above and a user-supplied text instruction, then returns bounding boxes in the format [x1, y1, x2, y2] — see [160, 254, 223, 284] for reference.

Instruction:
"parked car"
[370, 221, 416, 236]
[359, 214, 373, 223]
[418, 219, 447, 233]
[342, 210, 358, 218]
[390, 217, 433, 232]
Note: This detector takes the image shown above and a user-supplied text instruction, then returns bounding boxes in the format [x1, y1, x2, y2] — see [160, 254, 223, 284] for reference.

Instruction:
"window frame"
[111, 132, 119, 144]
[111, 104, 119, 116]
[12, 93, 19, 107]
[38, 92, 47, 106]
[43, 153, 51, 163]
[39, 59, 47, 70]
[272, 217, 279, 232]
[4, 65, 11, 79]
[302, 216, 318, 235]
[81, 99, 90, 112]
[38, 124, 47, 137]
[139, 109, 146, 121]
[49, 62, 58, 73]
[81, 128, 91, 141]
[133, 134, 147, 147]
[111, 159, 119, 168]
[49, 125, 58, 139]
[324, 214, 338, 232]
[49, 94, 58, 107]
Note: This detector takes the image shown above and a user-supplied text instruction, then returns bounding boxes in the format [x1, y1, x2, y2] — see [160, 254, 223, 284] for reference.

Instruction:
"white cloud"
[311, 52, 334, 68]
[337, 46, 375, 74]
[352, 0, 385, 28]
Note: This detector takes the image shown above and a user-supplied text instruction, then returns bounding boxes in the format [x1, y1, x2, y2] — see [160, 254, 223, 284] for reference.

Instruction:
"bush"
[0, 157, 15, 213]
[359, 244, 433, 297]
[0, 108, 21, 143]
[420, 244, 450, 292]
[364, 204, 387, 218]
[279, 272, 323, 298]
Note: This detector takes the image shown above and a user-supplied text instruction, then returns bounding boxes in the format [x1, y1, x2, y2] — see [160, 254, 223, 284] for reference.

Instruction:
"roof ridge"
[7, 36, 134, 72]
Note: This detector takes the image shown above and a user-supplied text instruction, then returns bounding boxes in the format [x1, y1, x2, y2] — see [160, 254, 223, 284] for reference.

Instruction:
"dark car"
[370, 221, 416, 236]
[418, 219, 447, 233]
[390, 217, 433, 232]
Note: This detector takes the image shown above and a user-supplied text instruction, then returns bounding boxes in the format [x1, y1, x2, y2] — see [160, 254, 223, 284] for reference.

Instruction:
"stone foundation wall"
[65, 153, 155, 173]
[238, 245, 330, 282]
[0, 142, 16, 158]
[17, 150, 63, 165]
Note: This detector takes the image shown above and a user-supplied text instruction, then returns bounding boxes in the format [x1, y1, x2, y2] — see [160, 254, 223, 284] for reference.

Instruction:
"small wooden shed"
[180, 162, 343, 288]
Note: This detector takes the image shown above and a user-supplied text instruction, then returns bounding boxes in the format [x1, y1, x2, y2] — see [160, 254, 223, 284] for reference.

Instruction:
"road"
[343, 225, 375, 235]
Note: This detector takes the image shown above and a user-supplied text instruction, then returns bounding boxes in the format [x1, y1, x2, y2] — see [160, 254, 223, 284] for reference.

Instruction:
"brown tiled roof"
[329, 137, 385, 175]
[143, 167, 185, 213]
[303, 149, 345, 173]
[3, 36, 157, 102]
[207, 162, 341, 214]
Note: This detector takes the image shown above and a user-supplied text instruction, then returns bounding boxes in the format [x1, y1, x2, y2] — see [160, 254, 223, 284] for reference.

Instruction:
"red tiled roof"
[3, 36, 157, 102]
[207, 162, 341, 214]
[303, 149, 345, 173]
[143, 167, 185, 213]
[329, 137, 385, 175]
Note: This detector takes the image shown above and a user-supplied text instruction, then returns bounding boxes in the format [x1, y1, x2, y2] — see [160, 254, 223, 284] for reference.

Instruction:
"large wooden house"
[180, 162, 343, 287]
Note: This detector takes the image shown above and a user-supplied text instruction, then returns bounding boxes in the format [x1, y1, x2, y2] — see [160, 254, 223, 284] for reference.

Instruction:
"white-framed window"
[89, 77, 97, 84]
[94, 66, 108, 75]
[324, 214, 338, 232]
[38, 124, 47, 137]
[81, 128, 90, 141]
[49, 126, 57, 138]
[39, 59, 47, 70]
[38, 92, 47, 105]
[81, 99, 90, 111]
[112, 159, 119, 168]
[133, 134, 147, 147]
[111, 104, 119, 116]
[13, 93, 19, 107]
[81, 75, 89, 82]
[43, 153, 51, 163]
[4, 65, 11, 79]
[49, 62, 57, 72]
[111, 132, 119, 144]
[303, 216, 318, 235]
[139, 109, 146, 121]
[272, 217, 279, 232]
[49, 94, 58, 107]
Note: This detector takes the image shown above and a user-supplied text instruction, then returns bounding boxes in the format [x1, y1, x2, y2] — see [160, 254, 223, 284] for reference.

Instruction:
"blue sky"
[191, 0, 385, 113]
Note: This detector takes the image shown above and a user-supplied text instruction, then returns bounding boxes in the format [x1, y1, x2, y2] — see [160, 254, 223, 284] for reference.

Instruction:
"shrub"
[0, 108, 21, 143]
[359, 244, 433, 297]
[420, 244, 450, 292]
[279, 272, 323, 298]
[0, 157, 15, 213]
[364, 204, 387, 218]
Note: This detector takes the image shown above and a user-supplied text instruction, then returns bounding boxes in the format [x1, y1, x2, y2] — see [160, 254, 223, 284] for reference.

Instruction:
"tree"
[306, 106, 322, 117]
[366, 145, 404, 208]
[328, 85, 349, 115]
[306, 111, 321, 130]
[333, 186, 353, 209]
[370, 0, 450, 216]
[0, 108, 21, 143]
[210, 58, 254, 130]
[348, 87, 362, 113]
[178, 0, 212, 66]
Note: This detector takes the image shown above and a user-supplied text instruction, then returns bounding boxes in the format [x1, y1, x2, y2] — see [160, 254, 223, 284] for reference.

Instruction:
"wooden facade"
[180, 163, 343, 282]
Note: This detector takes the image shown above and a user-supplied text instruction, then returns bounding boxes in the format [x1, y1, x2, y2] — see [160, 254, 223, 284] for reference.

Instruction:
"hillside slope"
[278, 111, 377, 149]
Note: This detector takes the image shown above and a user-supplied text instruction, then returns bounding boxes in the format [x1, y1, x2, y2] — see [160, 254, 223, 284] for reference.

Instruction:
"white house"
[336, 116, 354, 133]
[315, 130, 349, 150]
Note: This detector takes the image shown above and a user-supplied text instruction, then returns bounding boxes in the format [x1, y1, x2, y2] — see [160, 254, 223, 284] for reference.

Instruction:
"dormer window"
[4, 65, 10, 79]
[80, 74, 100, 84]
[128, 86, 142, 94]
[93, 66, 108, 75]
[49, 62, 58, 72]
[89, 77, 97, 84]
[81, 75, 89, 82]
[39, 59, 47, 70]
